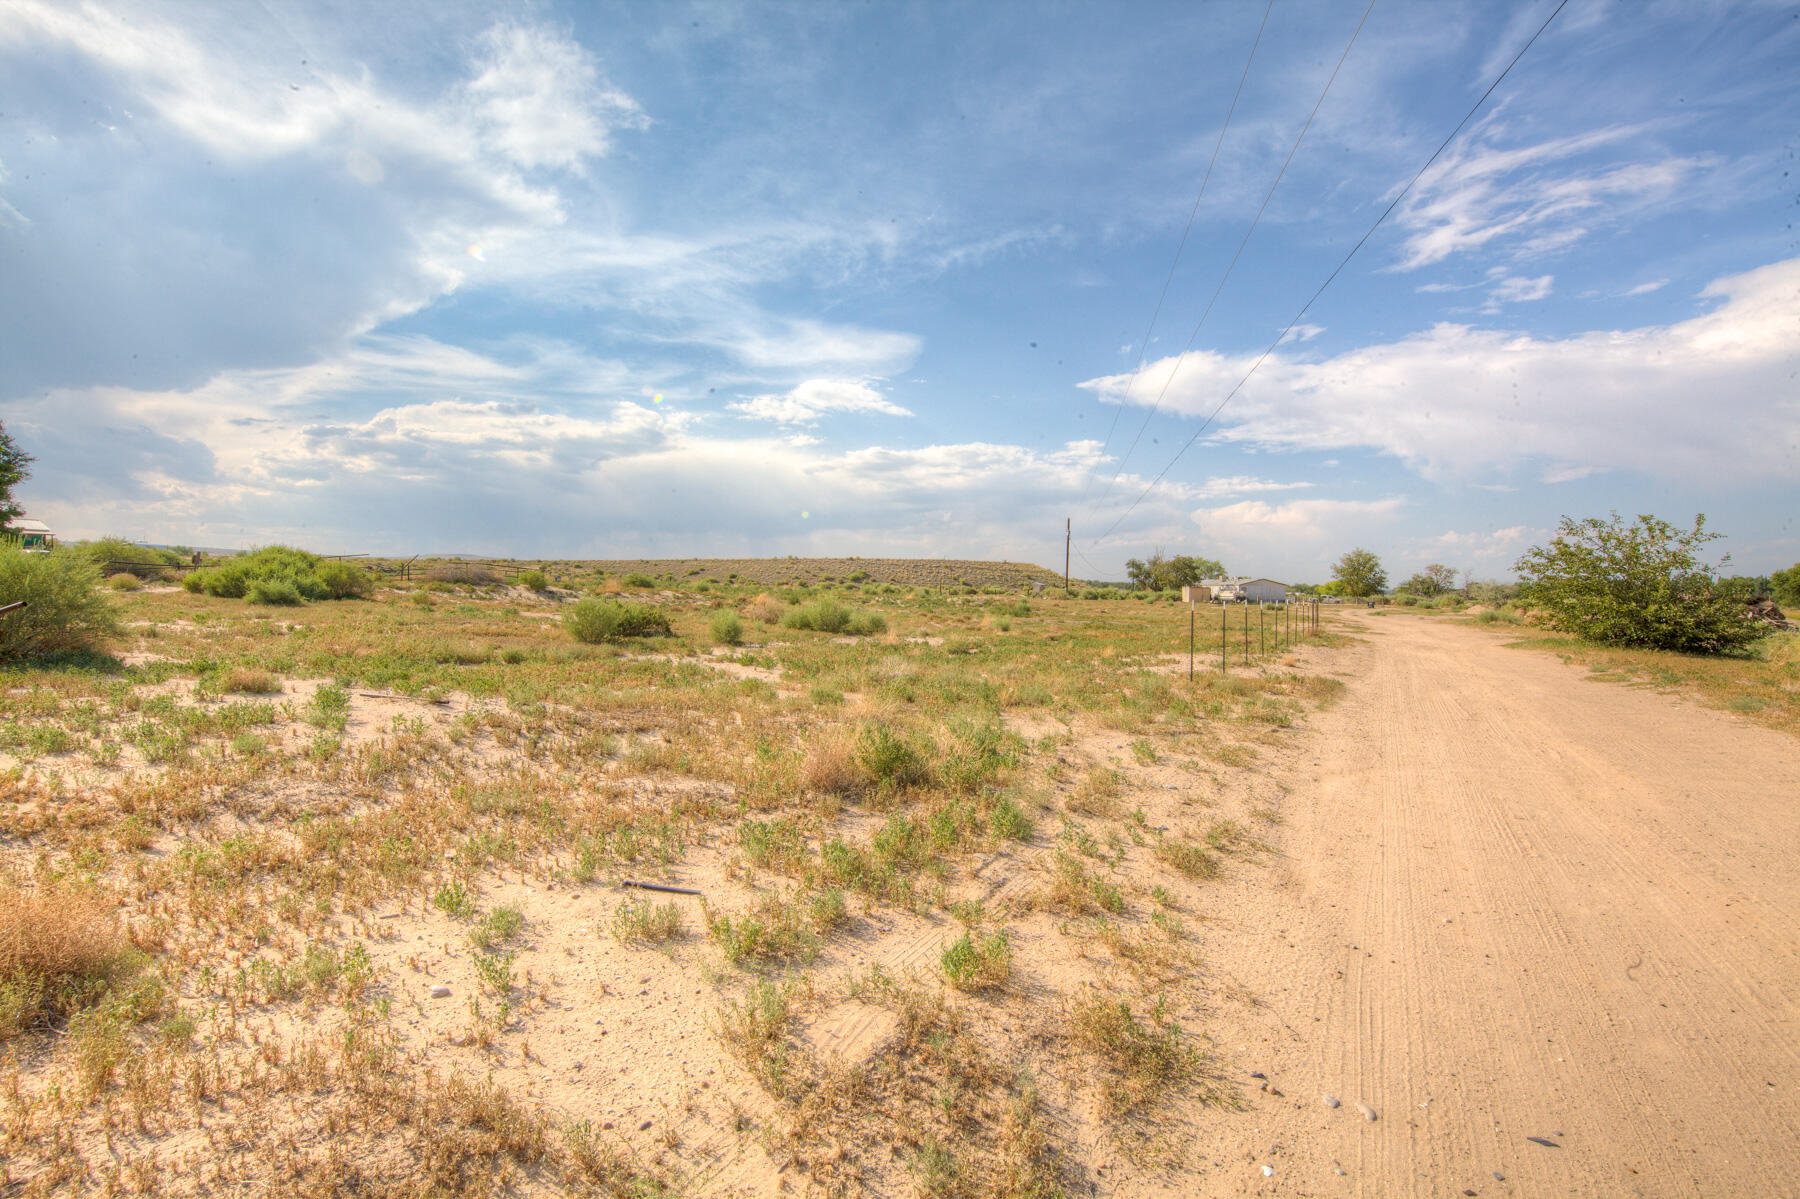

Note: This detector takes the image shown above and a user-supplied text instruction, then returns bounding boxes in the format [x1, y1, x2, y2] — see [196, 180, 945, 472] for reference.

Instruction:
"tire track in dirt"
[1199, 613, 1800, 1197]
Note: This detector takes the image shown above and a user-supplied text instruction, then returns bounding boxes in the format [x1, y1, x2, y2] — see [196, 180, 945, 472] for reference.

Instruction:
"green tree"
[1330, 548, 1388, 597]
[1124, 549, 1225, 592]
[1408, 563, 1459, 595]
[1772, 563, 1800, 608]
[1513, 512, 1765, 655]
[0, 421, 32, 531]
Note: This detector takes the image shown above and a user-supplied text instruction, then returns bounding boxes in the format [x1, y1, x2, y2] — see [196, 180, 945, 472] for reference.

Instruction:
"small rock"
[1261, 1165, 1274, 1177]
[429, 985, 451, 998]
[1268, 1087, 1284, 1097]
[602, 1121, 614, 1130]
[638, 1120, 653, 1131]
[1249, 1071, 1267, 1080]
[1493, 1171, 1505, 1181]
[1334, 1165, 1348, 1176]
[1323, 1095, 1341, 1108]
[1357, 1103, 1378, 1122]
[572, 1060, 584, 1071]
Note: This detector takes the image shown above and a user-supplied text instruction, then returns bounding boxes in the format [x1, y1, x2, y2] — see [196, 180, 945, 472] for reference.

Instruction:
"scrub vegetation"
[0, 560, 1340, 1194]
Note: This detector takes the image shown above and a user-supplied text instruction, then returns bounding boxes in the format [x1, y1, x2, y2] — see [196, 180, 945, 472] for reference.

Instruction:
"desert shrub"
[79, 536, 182, 580]
[622, 572, 657, 589]
[425, 562, 502, 585]
[1515, 513, 1768, 655]
[195, 545, 331, 602]
[247, 578, 304, 606]
[710, 610, 744, 645]
[855, 722, 932, 790]
[0, 885, 139, 1038]
[517, 569, 548, 592]
[565, 598, 671, 643]
[781, 597, 886, 635]
[941, 930, 1012, 991]
[747, 595, 785, 625]
[105, 572, 142, 591]
[0, 546, 119, 663]
[800, 730, 865, 798]
[316, 560, 375, 599]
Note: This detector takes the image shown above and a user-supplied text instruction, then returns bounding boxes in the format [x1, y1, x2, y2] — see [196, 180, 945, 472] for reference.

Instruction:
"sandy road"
[1201, 612, 1800, 1197]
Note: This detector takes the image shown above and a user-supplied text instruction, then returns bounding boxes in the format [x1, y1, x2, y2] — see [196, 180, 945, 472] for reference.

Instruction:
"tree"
[1124, 549, 1225, 592]
[0, 421, 32, 531]
[1773, 563, 1800, 608]
[1330, 548, 1388, 597]
[1513, 512, 1765, 655]
[1410, 563, 1460, 595]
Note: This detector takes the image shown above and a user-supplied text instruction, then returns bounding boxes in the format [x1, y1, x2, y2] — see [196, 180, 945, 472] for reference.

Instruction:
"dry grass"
[799, 729, 865, 799]
[0, 885, 136, 1037]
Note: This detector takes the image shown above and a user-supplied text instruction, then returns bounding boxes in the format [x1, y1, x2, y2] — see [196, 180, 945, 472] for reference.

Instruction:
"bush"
[0, 884, 139, 1038]
[105, 572, 142, 592]
[710, 610, 744, 645]
[516, 569, 549, 592]
[195, 546, 328, 601]
[565, 598, 672, 643]
[780, 597, 886, 635]
[79, 536, 183, 581]
[0, 546, 119, 663]
[1515, 513, 1768, 655]
[316, 560, 375, 599]
[622, 572, 657, 589]
[247, 578, 304, 606]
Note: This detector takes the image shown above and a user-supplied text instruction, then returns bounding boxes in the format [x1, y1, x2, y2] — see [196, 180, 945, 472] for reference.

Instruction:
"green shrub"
[565, 598, 672, 643]
[181, 571, 205, 594]
[780, 598, 886, 635]
[105, 572, 142, 592]
[316, 560, 375, 599]
[710, 611, 744, 646]
[516, 569, 548, 592]
[622, 572, 657, 589]
[855, 722, 932, 789]
[0, 547, 119, 663]
[941, 930, 1012, 991]
[247, 579, 304, 606]
[78, 537, 182, 581]
[1515, 513, 1768, 655]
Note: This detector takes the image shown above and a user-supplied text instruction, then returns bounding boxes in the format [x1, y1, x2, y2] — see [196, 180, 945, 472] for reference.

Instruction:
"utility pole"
[1064, 518, 1071, 596]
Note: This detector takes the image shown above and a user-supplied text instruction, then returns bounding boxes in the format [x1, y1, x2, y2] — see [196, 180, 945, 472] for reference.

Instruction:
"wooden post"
[1188, 599, 1195, 681]
[1220, 601, 1226, 673]
[1259, 601, 1265, 657]
[1064, 518, 1070, 596]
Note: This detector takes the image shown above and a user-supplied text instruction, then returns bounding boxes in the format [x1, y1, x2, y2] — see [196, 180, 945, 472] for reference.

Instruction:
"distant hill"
[383, 555, 1067, 589]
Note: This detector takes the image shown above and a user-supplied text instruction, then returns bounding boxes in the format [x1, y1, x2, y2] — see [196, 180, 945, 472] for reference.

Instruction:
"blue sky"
[2, 0, 1796, 583]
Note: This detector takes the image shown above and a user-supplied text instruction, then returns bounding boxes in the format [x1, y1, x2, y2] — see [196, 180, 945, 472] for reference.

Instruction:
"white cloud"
[729, 379, 912, 425]
[1404, 525, 1542, 577]
[1191, 476, 1316, 500]
[1279, 324, 1326, 344]
[1622, 278, 1669, 297]
[1189, 498, 1406, 575]
[463, 24, 647, 172]
[1079, 256, 1800, 483]
[1486, 273, 1553, 305]
[1392, 122, 1708, 271]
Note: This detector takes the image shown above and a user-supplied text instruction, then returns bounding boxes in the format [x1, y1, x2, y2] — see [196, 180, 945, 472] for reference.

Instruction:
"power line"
[1081, 0, 1276, 505]
[1091, 0, 1376, 516]
[1093, 0, 1572, 544]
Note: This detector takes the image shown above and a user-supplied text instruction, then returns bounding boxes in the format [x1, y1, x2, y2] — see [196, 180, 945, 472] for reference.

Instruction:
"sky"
[2, 0, 1797, 584]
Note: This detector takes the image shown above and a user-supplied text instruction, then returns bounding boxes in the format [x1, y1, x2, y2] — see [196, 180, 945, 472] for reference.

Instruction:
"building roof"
[9, 518, 52, 535]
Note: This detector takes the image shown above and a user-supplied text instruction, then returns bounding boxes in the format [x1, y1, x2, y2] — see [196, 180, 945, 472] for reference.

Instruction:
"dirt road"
[1200, 612, 1800, 1197]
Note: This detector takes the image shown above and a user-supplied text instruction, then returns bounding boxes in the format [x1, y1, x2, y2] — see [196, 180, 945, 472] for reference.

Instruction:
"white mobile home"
[1200, 576, 1288, 603]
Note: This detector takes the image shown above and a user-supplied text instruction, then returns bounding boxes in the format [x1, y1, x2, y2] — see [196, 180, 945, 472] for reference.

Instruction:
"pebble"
[1357, 1103, 1378, 1122]
[1261, 1165, 1273, 1177]
[1323, 1095, 1341, 1108]
[1249, 1071, 1267, 1080]
[638, 1120, 653, 1131]
[1493, 1172, 1506, 1182]
[429, 985, 451, 998]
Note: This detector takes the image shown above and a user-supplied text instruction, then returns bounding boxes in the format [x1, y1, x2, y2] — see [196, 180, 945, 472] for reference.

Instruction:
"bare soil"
[1193, 610, 1800, 1196]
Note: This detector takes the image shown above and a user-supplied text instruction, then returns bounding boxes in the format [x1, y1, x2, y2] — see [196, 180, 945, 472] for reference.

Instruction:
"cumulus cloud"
[1079, 256, 1800, 483]
[729, 379, 912, 425]
[1189, 498, 1406, 574]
